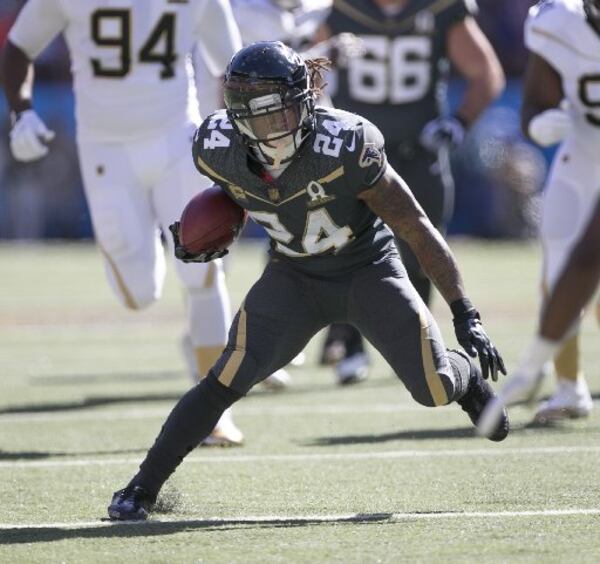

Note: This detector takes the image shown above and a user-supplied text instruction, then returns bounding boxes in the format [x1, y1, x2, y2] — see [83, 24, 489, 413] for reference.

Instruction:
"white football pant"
[77, 123, 231, 375]
[541, 136, 600, 290]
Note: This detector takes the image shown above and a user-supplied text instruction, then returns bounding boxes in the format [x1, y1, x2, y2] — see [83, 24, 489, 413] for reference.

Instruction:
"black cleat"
[107, 485, 155, 521]
[457, 358, 509, 442]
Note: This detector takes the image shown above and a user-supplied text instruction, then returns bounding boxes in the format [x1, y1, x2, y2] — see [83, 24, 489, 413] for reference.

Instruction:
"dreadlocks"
[305, 57, 331, 97]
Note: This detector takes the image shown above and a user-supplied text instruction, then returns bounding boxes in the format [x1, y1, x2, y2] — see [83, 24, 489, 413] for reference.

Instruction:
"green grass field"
[0, 240, 598, 563]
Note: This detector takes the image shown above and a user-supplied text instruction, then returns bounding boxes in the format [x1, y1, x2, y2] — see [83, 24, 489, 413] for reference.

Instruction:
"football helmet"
[584, 0, 600, 34]
[223, 41, 315, 167]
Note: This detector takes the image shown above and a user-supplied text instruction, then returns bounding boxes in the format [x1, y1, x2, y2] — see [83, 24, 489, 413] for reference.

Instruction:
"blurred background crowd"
[0, 0, 550, 240]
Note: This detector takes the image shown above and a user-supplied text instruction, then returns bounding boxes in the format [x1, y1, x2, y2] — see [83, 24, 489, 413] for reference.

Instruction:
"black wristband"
[9, 110, 24, 127]
[9, 104, 33, 126]
[450, 298, 478, 321]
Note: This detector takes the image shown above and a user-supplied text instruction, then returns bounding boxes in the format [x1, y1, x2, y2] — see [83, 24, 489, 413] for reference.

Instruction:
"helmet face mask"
[223, 42, 315, 167]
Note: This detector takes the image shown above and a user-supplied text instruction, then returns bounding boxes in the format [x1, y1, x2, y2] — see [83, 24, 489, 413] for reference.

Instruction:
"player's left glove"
[9, 109, 55, 162]
[168, 222, 229, 263]
[419, 115, 466, 153]
[451, 298, 506, 382]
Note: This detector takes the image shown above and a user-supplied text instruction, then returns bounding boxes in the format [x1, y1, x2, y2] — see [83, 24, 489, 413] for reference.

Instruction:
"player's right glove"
[168, 222, 228, 263]
[528, 107, 571, 147]
[451, 298, 506, 382]
[419, 115, 466, 153]
[9, 109, 55, 162]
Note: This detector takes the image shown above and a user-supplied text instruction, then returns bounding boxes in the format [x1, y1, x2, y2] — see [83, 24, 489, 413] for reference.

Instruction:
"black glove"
[419, 115, 466, 153]
[168, 222, 229, 263]
[451, 298, 506, 382]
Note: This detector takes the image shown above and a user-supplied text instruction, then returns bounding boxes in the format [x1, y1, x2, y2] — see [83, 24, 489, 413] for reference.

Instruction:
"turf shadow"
[0, 393, 181, 415]
[0, 378, 394, 414]
[305, 422, 585, 446]
[0, 448, 146, 461]
[0, 513, 395, 544]
[305, 426, 476, 444]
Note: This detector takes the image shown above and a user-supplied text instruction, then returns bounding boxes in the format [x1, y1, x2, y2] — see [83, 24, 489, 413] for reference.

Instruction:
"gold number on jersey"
[579, 75, 600, 127]
[91, 10, 177, 79]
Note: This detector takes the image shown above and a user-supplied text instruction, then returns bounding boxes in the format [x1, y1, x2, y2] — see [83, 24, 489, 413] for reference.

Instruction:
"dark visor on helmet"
[224, 83, 305, 143]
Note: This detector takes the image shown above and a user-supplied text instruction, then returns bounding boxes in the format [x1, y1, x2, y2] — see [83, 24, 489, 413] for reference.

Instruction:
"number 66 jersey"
[8, 0, 241, 143]
[325, 0, 476, 146]
[192, 107, 397, 276]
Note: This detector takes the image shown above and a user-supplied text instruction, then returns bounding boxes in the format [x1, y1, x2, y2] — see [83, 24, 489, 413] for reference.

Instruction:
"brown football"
[178, 186, 246, 254]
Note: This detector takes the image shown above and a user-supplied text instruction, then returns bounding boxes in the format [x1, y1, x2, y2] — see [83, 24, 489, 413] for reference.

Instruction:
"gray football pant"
[210, 253, 458, 407]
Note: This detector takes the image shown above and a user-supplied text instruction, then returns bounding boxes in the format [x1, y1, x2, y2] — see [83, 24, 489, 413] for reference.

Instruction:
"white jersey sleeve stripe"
[8, 0, 67, 60]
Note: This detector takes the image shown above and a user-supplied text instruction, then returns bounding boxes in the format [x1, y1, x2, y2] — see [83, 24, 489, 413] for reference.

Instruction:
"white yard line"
[0, 402, 431, 423]
[1, 445, 600, 470]
[1, 508, 599, 531]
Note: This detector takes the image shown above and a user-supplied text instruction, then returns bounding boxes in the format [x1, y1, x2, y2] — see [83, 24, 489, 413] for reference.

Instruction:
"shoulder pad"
[525, 0, 585, 56]
[315, 108, 387, 192]
[192, 111, 237, 183]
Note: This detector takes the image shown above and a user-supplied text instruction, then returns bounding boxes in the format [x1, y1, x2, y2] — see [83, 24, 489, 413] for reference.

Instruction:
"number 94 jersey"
[192, 107, 397, 276]
[8, 0, 240, 143]
[525, 0, 600, 145]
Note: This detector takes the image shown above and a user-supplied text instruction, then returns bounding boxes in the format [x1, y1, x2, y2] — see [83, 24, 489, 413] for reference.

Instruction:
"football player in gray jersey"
[108, 42, 508, 521]
[313, 0, 505, 380]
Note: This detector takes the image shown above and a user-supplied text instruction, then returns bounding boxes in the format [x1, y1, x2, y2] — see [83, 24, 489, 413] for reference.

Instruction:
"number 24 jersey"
[192, 107, 397, 277]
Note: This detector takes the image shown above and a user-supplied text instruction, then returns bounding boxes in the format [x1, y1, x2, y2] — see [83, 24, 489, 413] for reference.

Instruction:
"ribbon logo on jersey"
[306, 181, 335, 209]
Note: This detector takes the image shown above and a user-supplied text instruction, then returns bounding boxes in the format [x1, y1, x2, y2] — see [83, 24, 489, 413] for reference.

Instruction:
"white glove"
[528, 108, 571, 147]
[419, 115, 466, 153]
[9, 109, 55, 162]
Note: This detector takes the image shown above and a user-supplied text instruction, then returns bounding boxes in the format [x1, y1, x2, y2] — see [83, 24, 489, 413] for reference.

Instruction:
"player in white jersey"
[516, 0, 599, 422]
[2, 0, 245, 445]
[479, 194, 600, 438]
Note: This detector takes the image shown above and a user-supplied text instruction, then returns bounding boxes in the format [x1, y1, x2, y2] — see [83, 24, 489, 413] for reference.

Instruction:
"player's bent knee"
[212, 346, 262, 396]
[105, 268, 161, 310]
[406, 371, 455, 408]
[129, 286, 160, 310]
[203, 372, 244, 410]
[101, 247, 164, 310]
